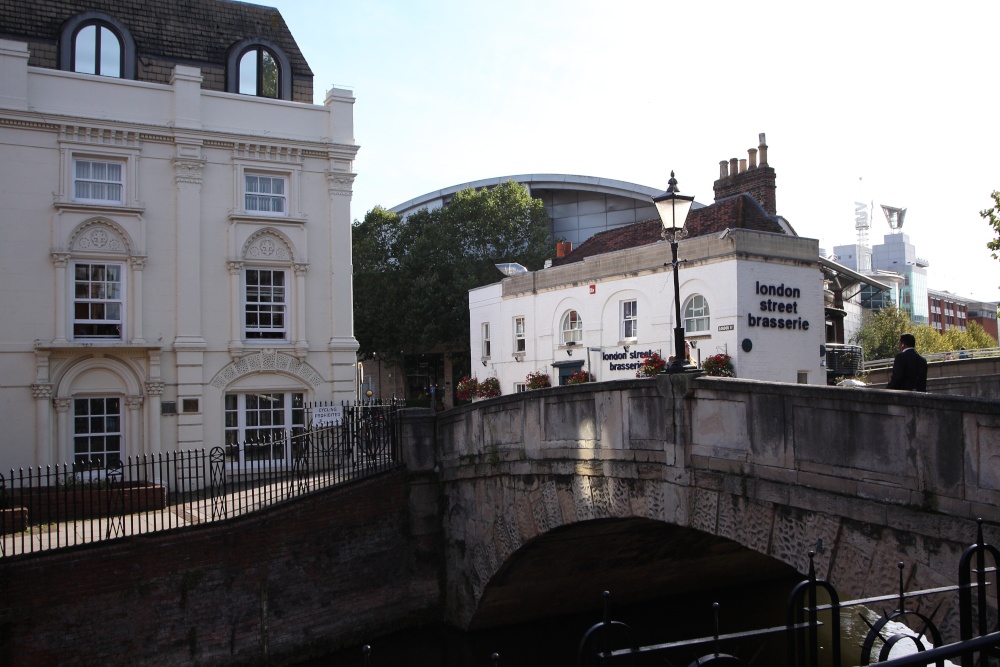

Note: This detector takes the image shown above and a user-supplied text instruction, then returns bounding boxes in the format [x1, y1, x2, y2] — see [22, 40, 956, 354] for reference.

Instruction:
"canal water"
[297, 574, 799, 666]
[296, 573, 953, 666]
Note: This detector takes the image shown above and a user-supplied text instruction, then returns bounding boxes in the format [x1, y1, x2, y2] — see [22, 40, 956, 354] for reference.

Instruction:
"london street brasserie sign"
[748, 282, 810, 331]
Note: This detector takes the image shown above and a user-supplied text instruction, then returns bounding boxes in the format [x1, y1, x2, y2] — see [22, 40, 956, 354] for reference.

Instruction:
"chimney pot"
[748, 148, 758, 169]
[739, 158, 747, 174]
[758, 133, 768, 166]
[729, 157, 739, 177]
[719, 160, 729, 179]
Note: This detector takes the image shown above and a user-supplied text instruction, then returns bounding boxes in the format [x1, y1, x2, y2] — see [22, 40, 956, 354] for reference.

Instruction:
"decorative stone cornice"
[145, 381, 165, 396]
[51, 252, 71, 268]
[53, 398, 72, 412]
[233, 143, 304, 164]
[227, 261, 244, 274]
[293, 262, 309, 276]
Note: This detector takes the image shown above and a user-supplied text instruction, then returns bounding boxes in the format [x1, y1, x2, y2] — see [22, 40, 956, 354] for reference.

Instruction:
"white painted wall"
[470, 230, 826, 395]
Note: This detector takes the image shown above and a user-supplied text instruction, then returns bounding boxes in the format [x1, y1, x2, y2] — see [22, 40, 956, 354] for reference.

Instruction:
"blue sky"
[269, 0, 1000, 303]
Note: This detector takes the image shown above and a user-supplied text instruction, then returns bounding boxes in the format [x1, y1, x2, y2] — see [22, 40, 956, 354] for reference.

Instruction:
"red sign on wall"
[589, 285, 596, 294]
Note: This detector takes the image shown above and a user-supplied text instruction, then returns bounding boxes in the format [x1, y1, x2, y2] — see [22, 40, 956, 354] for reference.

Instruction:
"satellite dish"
[495, 263, 528, 277]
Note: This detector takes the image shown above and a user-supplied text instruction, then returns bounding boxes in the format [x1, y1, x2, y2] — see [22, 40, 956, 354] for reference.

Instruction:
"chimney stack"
[712, 132, 777, 215]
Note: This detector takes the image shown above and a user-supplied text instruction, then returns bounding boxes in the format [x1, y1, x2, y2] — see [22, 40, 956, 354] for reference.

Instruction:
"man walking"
[886, 332, 928, 392]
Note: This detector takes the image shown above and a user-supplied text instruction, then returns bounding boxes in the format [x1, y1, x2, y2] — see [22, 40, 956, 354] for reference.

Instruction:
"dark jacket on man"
[886, 347, 928, 391]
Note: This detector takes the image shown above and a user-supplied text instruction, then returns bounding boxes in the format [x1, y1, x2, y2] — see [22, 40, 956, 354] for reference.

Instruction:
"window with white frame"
[244, 268, 287, 339]
[72, 21, 123, 78]
[482, 322, 491, 358]
[561, 310, 583, 344]
[245, 173, 287, 215]
[74, 158, 124, 204]
[73, 262, 123, 339]
[622, 300, 638, 340]
[514, 383, 527, 393]
[224, 392, 305, 466]
[514, 316, 526, 354]
[683, 294, 710, 334]
[73, 396, 122, 467]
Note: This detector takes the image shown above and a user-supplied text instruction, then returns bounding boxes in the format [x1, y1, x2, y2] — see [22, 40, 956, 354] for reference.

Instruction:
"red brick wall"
[0, 469, 441, 666]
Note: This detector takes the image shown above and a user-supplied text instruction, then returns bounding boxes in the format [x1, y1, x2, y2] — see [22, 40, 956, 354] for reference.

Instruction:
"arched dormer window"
[226, 39, 293, 100]
[58, 12, 137, 79]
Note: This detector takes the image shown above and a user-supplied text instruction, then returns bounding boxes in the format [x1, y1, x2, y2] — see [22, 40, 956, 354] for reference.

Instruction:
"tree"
[943, 320, 998, 351]
[981, 189, 1000, 261]
[850, 304, 912, 361]
[352, 181, 554, 359]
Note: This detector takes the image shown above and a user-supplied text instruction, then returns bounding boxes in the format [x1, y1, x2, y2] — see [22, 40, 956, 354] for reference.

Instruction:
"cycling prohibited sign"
[312, 405, 343, 426]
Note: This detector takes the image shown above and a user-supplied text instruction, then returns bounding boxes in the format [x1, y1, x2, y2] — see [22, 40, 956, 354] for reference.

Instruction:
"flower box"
[9, 481, 167, 524]
[0, 507, 28, 535]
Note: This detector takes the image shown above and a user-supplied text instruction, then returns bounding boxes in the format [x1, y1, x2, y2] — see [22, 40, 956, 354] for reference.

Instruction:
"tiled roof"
[0, 0, 311, 76]
[551, 194, 791, 266]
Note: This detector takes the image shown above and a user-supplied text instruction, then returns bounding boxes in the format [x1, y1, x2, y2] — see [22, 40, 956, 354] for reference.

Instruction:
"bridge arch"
[433, 375, 1000, 634]
[468, 514, 801, 630]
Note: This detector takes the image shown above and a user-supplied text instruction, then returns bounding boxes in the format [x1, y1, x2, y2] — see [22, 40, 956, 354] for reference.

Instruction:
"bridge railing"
[578, 522, 1000, 667]
[864, 346, 1000, 371]
[0, 399, 403, 559]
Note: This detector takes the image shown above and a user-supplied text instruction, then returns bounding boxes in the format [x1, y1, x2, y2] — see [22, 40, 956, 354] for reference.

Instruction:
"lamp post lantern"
[652, 171, 695, 374]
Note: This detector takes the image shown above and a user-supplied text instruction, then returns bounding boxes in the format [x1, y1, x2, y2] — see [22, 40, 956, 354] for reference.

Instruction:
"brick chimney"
[712, 133, 777, 215]
[556, 241, 573, 258]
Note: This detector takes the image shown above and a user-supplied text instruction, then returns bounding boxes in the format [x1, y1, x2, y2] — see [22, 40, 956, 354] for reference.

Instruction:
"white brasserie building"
[469, 141, 886, 392]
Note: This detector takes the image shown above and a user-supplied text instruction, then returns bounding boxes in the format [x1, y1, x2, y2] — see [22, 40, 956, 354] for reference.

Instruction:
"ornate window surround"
[228, 228, 308, 358]
[55, 128, 143, 213]
[229, 148, 305, 223]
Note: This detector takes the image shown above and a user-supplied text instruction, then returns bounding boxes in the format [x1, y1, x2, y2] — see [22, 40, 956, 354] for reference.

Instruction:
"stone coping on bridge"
[432, 375, 1000, 520]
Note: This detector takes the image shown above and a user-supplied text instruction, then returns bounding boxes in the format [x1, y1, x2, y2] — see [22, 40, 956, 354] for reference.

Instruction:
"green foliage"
[981, 189, 1000, 261]
[941, 320, 998, 351]
[964, 321, 999, 349]
[851, 305, 912, 361]
[352, 182, 554, 358]
[852, 305, 998, 362]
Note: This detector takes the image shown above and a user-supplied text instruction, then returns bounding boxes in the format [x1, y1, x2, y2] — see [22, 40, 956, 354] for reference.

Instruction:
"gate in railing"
[0, 399, 403, 558]
[576, 521, 1000, 667]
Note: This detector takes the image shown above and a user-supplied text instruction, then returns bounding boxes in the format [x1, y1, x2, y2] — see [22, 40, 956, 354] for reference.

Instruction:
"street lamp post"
[652, 171, 695, 374]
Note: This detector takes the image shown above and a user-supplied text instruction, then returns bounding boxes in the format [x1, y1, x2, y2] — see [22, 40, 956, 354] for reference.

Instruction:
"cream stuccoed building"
[0, 1, 359, 472]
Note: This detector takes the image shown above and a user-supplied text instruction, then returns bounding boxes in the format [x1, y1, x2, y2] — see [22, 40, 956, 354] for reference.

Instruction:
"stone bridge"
[406, 375, 1000, 634]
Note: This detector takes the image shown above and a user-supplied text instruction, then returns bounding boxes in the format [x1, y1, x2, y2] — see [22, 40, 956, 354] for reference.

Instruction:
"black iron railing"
[0, 399, 403, 558]
[577, 520, 1000, 666]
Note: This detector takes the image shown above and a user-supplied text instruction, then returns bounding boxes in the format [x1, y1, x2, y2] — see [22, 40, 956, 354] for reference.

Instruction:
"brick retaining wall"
[0, 468, 441, 667]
